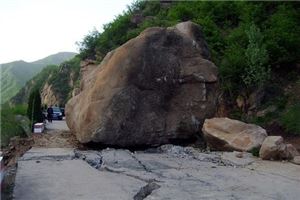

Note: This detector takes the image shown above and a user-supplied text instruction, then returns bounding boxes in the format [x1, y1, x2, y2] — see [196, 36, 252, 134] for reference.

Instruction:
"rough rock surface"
[202, 117, 267, 151]
[66, 21, 218, 146]
[259, 136, 299, 160]
[14, 146, 300, 200]
[41, 82, 59, 106]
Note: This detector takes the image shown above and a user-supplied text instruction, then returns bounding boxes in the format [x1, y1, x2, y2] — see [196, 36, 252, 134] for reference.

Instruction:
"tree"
[27, 90, 43, 128]
[242, 24, 270, 90]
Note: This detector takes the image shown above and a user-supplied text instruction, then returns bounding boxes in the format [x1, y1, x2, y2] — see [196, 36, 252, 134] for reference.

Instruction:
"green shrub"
[242, 24, 270, 89]
[11, 104, 27, 115]
[281, 104, 300, 135]
[264, 4, 300, 66]
[251, 147, 260, 157]
[0, 105, 27, 147]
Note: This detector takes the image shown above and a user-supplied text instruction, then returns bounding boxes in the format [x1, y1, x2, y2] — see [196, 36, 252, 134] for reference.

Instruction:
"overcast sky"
[0, 0, 134, 63]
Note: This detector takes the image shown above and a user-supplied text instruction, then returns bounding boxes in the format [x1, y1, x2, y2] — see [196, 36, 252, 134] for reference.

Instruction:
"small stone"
[235, 152, 243, 158]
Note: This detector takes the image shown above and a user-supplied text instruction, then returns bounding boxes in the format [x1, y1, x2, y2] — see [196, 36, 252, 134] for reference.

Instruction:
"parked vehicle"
[60, 108, 65, 117]
[51, 107, 63, 120]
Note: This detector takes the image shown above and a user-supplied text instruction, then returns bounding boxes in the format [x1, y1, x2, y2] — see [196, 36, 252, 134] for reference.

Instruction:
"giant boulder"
[66, 21, 218, 147]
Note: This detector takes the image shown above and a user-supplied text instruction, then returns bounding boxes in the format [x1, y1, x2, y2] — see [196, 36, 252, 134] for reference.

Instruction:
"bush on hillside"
[243, 24, 270, 89]
[281, 104, 300, 135]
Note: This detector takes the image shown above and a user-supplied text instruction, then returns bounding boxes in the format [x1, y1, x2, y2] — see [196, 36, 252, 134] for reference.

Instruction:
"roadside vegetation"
[1, 104, 28, 147]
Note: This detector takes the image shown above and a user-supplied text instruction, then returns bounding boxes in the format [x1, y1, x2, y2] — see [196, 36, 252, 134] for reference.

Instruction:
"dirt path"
[32, 120, 79, 148]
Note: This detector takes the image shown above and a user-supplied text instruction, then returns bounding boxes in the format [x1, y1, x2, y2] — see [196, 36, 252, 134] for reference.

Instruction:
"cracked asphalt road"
[13, 145, 300, 200]
[12, 120, 300, 200]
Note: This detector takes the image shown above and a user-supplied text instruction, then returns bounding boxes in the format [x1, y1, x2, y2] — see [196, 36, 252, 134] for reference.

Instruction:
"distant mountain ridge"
[0, 52, 77, 103]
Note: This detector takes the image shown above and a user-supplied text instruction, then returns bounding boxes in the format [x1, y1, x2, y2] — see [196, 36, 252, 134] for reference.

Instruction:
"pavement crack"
[133, 182, 161, 200]
[129, 153, 168, 179]
[130, 154, 152, 173]
[74, 150, 102, 169]
[103, 166, 157, 183]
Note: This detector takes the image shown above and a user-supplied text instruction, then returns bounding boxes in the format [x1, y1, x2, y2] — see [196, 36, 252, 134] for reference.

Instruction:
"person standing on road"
[47, 106, 53, 123]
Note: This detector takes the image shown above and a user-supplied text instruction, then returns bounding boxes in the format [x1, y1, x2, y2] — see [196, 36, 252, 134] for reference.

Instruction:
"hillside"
[0, 52, 77, 103]
[77, 1, 300, 135]
[11, 56, 81, 107]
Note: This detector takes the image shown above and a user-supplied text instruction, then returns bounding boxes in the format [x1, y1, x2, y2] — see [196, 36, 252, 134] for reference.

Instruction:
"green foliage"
[264, 4, 300, 65]
[0, 105, 27, 147]
[27, 90, 43, 125]
[242, 24, 270, 89]
[220, 44, 245, 95]
[77, 30, 100, 60]
[281, 104, 300, 135]
[11, 104, 28, 115]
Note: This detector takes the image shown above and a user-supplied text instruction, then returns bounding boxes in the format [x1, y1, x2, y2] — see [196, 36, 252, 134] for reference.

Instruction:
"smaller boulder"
[202, 118, 267, 152]
[281, 144, 300, 160]
[259, 136, 299, 160]
[291, 156, 300, 165]
[259, 136, 284, 160]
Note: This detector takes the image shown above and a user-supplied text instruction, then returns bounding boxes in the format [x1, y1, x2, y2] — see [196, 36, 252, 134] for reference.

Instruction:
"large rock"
[66, 21, 218, 147]
[202, 118, 267, 151]
[259, 136, 299, 160]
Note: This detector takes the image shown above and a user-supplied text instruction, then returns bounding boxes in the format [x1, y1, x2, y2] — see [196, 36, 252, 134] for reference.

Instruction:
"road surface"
[12, 121, 300, 200]
[45, 118, 69, 131]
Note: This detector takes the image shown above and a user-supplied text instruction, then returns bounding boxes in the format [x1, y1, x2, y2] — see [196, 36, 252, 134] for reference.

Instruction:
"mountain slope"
[0, 52, 77, 103]
[11, 56, 81, 106]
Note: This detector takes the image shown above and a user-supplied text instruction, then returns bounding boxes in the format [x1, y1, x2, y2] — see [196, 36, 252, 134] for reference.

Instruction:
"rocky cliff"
[66, 21, 219, 147]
